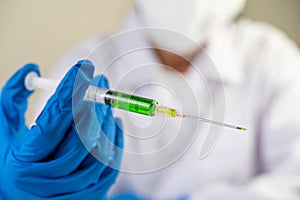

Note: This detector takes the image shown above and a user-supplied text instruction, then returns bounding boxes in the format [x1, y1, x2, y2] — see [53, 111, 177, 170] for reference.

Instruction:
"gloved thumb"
[0, 63, 40, 132]
[14, 60, 95, 162]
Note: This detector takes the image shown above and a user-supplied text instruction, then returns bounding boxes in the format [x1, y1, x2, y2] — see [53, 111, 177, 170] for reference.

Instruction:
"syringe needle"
[181, 114, 247, 131]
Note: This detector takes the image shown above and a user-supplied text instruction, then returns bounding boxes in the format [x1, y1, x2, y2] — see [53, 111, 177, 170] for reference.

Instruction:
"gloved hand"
[0, 60, 123, 200]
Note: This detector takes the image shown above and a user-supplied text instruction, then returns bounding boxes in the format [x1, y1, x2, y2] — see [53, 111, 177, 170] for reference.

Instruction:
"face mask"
[135, 0, 246, 54]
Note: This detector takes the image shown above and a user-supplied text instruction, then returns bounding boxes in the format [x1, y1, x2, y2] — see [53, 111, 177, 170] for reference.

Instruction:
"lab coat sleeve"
[190, 28, 300, 200]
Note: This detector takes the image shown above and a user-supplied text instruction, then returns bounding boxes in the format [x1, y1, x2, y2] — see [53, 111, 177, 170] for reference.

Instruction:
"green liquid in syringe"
[105, 91, 158, 116]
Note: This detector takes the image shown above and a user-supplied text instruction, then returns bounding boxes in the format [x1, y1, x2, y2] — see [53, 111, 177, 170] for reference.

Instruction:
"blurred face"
[135, 0, 246, 54]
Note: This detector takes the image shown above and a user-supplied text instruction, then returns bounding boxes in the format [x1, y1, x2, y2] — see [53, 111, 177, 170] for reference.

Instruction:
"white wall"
[0, 0, 134, 86]
[244, 0, 300, 46]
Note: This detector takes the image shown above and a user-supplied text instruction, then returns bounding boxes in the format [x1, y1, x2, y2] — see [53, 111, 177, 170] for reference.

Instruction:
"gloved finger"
[98, 118, 124, 183]
[113, 117, 124, 164]
[76, 117, 123, 188]
[1, 63, 40, 132]
[84, 109, 117, 168]
[14, 156, 109, 197]
[73, 74, 111, 152]
[83, 117, 124, 191]
[14, 60, 95, 162]
[13, 124, 89, 179]
[91, 74, 109, 89]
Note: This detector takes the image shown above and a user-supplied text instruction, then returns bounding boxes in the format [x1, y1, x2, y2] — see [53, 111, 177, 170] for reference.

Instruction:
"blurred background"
[0, 0, 299, 85]
[1, 0, 300, 86]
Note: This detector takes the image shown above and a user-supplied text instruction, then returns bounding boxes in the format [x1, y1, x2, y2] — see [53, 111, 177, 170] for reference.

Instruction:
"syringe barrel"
[84, 86, 158, 116]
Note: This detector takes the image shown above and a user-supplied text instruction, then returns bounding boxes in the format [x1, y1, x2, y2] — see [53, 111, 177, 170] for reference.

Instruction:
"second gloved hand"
[0, 60, 123, 200]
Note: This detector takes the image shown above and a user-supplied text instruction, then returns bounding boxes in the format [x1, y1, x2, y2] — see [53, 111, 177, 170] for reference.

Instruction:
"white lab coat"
[44, 10, 300, 200]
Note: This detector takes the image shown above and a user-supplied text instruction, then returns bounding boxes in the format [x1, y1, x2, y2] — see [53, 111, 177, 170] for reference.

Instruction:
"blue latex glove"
[0, 60, 123, 200]
[111, 194, 187, 200]
[111, 194, 146, 200]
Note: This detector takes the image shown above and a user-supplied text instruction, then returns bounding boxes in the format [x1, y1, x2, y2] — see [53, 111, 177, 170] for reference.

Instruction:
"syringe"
[25, 72, 246, 131]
